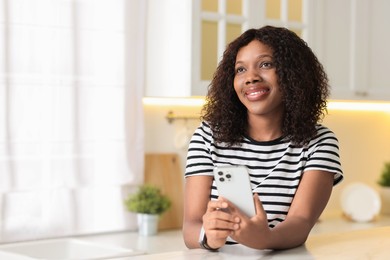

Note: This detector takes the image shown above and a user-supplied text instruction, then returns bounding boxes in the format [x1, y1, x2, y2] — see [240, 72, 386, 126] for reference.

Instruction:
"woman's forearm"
[182, 220, 203, 249]
[265, 216, 313, 249]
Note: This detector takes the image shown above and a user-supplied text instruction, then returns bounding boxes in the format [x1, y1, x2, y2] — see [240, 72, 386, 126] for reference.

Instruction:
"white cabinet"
[144, 0, 193, 97]
[145, 0, 390, 100]
[311, 0, 390, 101]
[144, 0, 308, 97]
[144, 0, 254, 97]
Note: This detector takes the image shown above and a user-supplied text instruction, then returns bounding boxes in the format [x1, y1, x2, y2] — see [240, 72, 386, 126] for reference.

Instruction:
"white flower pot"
[137, 213, 159, 236]
[379, 187, 390, 215]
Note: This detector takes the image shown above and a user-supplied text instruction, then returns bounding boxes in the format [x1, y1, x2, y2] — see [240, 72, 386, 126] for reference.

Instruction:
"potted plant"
[124, 184, 171, 236]
[378, 162, 390, 215]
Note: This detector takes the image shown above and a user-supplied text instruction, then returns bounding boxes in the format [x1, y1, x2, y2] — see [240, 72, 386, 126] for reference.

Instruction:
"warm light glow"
[143, 97, 206, 107]
[143, 97, 390, 112]
[328, 100, 390, 112]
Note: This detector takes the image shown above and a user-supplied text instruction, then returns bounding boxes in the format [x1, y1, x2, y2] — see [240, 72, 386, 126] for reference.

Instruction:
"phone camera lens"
[226, 174, 231, 179]
[219, 177, 224, 182]
[218, 171, 223, 176]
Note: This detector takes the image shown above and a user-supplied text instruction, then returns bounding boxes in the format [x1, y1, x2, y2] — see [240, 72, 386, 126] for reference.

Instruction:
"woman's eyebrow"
[235, 54, 273, 66]
[256, 54, 273, 59]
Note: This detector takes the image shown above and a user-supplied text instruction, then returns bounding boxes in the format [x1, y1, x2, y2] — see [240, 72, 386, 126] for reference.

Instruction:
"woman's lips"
[245, 88, 270, 101]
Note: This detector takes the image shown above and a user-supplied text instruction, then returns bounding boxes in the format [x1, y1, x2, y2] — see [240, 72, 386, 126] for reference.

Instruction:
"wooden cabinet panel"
[144, 153, 184, 230]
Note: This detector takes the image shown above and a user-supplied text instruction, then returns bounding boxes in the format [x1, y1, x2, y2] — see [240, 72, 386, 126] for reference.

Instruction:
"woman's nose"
[245, 69, 261, 84]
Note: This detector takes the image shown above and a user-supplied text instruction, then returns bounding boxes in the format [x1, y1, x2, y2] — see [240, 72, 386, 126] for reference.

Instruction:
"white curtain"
[0, 0, 145, 242]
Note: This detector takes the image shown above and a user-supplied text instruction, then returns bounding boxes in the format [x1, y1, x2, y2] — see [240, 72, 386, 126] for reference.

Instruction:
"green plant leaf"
[124, 184, 171, 215]
[378, 162, 390, 187]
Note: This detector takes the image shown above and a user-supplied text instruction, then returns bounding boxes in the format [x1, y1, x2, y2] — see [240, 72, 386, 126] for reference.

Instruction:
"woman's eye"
[260, 62, 274, 69]
[235, 67, 245, 74]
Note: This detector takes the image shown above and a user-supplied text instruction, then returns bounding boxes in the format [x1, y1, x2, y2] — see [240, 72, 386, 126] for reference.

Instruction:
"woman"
[182, 26, 343, 250]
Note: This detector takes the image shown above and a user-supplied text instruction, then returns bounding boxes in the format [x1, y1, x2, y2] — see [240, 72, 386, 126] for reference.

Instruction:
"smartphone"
[213, 165, 256, 217]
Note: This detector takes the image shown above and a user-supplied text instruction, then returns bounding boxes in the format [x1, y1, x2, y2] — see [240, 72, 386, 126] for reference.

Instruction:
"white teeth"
[248, 90, 267, 96]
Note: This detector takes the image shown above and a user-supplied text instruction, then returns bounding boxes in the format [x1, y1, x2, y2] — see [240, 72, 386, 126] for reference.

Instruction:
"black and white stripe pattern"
[185, 121, 343, 229]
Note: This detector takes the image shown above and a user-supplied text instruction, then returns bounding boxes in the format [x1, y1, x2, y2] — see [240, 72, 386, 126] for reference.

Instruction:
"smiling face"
[233, 40, 284, 122]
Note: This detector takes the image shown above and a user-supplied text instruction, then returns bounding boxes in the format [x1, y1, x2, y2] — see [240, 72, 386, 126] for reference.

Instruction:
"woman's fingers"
[203, 197, 240, 230]
[203, 216, 239, 231]
[206, 198, 229, 212]
[253, 193, 268, 220]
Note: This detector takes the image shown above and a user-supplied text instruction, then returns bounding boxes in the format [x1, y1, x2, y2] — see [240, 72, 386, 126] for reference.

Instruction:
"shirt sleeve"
[185, 122, 215, 177]
[305, 126, 344, 185]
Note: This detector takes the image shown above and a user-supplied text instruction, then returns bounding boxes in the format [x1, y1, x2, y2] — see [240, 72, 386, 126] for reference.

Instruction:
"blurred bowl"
[341, 182, 381, 222]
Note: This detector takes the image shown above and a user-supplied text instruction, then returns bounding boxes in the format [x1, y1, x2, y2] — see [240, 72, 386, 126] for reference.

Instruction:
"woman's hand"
[228, 193, 272, 249]
[202, 198, 240, 249]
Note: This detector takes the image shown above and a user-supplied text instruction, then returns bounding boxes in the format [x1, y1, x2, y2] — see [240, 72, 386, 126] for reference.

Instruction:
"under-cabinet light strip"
[143, 97, 390, 112]
[327, 100, 390, 112]
[143, 97, 205, 107]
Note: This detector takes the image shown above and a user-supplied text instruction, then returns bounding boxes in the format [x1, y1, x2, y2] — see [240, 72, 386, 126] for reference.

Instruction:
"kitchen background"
[143, 0, 390, 219]
[1, 0, 390, 245]
[144, 100, 390, 218]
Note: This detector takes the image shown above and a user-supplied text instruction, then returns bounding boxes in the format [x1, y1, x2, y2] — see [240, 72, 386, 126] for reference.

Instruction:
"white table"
[128, 226, 390, 259]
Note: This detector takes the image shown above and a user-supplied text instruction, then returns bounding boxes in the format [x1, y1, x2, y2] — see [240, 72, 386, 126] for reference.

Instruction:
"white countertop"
[2, 215, 389, 259]
[77, 215, 390, 259]
[80, 228, 186, 255]
[115, 226, 390, 259]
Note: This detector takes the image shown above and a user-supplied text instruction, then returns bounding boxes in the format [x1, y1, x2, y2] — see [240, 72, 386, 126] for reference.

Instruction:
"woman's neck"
[247, 114, 283, 142]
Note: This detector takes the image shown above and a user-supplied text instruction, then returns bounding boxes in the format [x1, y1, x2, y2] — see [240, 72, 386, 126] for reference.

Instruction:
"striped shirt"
[185, 121, 343, 230]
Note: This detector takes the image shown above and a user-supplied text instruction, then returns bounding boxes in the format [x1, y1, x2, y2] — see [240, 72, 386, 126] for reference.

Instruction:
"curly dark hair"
[201, 25, 329, 146]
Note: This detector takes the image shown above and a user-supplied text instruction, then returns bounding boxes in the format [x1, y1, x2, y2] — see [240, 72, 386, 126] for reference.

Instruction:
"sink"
[0, 238, 144, 259]
[0, 250, 33, 260]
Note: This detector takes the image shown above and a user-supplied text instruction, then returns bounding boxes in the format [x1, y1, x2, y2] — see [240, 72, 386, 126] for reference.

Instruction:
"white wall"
[144, 103, 390, 217]
[323, 109, 390, 216]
